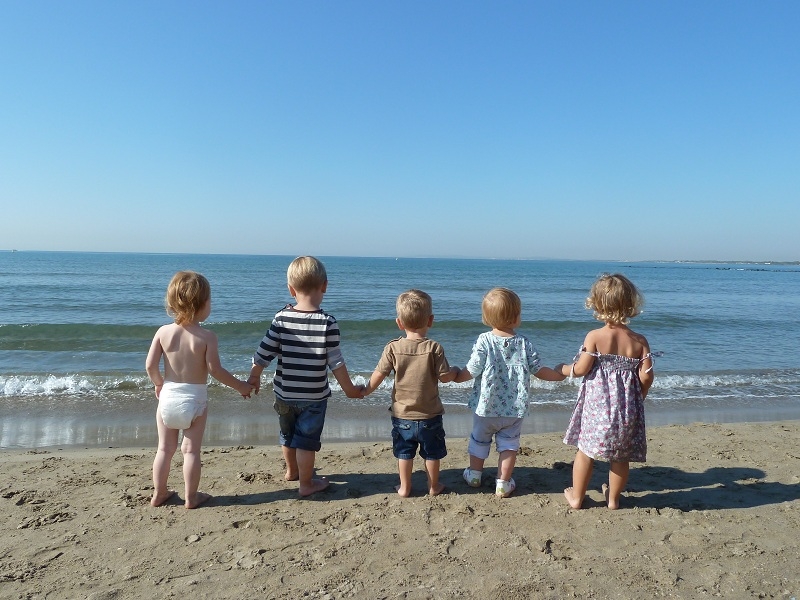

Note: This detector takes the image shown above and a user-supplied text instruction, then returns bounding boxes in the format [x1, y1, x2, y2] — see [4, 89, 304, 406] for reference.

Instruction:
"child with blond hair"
[455, 288, 565, 497]
[248, 256, 362, 497]
[361, 289, 459, 497]
[146, 271, 253, 509]
[557, 273, 656, 510]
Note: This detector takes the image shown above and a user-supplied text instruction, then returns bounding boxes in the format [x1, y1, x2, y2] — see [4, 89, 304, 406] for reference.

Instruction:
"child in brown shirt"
[361, 289, 459, 497]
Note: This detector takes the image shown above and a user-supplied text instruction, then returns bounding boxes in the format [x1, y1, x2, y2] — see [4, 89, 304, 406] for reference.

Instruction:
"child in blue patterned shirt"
[454, 288, 565, 497]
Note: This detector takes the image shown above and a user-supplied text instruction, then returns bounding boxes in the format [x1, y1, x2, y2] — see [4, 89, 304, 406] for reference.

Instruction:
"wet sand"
[4, 394, 800, 450]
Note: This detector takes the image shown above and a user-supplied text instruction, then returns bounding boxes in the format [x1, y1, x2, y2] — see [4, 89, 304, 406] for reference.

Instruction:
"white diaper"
[158, 382, 208, 430]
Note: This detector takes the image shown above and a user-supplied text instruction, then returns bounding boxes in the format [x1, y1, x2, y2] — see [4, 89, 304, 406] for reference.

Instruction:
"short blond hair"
[482, 287, 521, 329]
[396, 289, 432, 329]
[287, 256, 327, 293]
[166, 271, 210, 325]
[586, 273, 643, 325]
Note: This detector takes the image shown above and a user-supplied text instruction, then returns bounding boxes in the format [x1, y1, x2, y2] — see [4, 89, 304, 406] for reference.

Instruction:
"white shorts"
[158, 382, 208, 430]
[468, 414, 524, 459]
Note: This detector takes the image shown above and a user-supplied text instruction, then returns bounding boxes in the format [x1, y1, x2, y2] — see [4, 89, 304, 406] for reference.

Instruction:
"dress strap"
[572, 346, 600, 363]
[640, 351, 664, 373]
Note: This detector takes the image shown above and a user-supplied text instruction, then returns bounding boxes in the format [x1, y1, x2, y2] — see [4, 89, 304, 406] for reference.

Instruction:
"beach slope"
[2, 421, 799, 599]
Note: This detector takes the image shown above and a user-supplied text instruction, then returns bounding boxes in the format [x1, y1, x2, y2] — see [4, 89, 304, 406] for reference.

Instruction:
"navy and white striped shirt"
[253, 305, 345, 402]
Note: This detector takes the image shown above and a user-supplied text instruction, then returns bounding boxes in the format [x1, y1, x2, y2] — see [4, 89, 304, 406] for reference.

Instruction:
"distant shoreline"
[1, 249, 797, 264]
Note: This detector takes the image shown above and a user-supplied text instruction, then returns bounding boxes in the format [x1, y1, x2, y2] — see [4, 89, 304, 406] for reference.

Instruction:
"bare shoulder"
[628, 328, 649, 346]
[582, 328, 604, 351]
[628, 329, 651, 354]
[194, 324, 218, 344]
[154, 322, 178, 339]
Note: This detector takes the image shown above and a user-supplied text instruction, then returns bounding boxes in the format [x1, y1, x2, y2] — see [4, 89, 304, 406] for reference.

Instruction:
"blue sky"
[1, 2, 798, 261]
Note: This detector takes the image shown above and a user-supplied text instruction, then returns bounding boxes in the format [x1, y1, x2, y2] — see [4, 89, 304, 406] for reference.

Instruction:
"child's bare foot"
[150, 490, 177, 507]
[185, 491, 212, 509]
[564, 487, 583, 509]
[299, 477, 329, 497]
[395, 484, 412, 498]
[602, 483, 620, 510]
[284, 470, 299, 482]
[428, 482, 446, 496]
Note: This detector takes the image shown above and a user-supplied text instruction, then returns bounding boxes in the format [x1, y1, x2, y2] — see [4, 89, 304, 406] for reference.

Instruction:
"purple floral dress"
[563, 348, 654, 462]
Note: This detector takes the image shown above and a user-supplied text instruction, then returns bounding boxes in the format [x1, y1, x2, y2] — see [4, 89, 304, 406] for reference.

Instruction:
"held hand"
[154, 383, 163, 399]
[343, 383, 363, 399]
[247, 375, 260, 394]
[238, 381, 254, 398]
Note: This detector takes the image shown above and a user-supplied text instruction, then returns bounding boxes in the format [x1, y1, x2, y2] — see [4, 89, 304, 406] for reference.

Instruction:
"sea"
[1, 251, 799, 449]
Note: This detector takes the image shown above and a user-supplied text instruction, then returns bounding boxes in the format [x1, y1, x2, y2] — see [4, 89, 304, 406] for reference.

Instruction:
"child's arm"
[638, 340, 654, 399]
[534, 366, 567, 382]
[205, 332, 253, 398]
[247, 363, 265, 394]
[438, 365, 460, 383]
[560, 332, 598, 378]
[453, 367, 473, 384]
[362, 370, 388, 397]
[331, 364, 364, 398]
[145, 329, 165, 398]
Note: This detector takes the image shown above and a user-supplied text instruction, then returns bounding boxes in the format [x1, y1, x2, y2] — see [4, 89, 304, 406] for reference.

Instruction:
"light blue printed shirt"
[465, 332, 541, 418]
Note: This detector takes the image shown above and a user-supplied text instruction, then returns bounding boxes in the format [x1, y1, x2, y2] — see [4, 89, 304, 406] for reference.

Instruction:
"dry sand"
[2, 421, 799, 599]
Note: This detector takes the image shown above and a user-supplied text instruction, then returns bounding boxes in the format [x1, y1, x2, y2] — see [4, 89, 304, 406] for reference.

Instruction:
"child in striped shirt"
[248, 256, 362, 497]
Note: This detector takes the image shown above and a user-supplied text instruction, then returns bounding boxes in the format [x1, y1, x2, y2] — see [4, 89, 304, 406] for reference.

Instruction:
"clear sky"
[1, 2, 798, 261]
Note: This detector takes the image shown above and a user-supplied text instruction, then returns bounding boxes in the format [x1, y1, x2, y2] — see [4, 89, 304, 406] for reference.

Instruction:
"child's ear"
[321, 281, 328, 293]
[395, 317, 404, 330]
[428, 314, 434, 327]
[287, 284, 297, 298]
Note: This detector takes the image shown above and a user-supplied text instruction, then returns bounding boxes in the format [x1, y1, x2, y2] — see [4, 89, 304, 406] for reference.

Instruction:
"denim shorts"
[273, 398, 328, 452]
[391, 415, 447, 461]
[468, 414, 524, 460]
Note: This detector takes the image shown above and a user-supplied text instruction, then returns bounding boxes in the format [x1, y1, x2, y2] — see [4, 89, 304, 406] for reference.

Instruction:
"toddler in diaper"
[146, 271, 253, 509]
[158, 382, 209, 430]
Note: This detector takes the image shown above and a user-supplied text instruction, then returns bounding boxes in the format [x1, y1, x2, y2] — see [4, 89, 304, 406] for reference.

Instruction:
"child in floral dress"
[557, 274, 655, 510]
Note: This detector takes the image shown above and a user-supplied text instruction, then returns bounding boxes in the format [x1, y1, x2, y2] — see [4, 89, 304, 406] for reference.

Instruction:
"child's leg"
[467, 414, 492, 473]
[419, 416, 447, 496]
[396, 458, 414, 497]
[425, 459, 445, 496]
[297, 448, 329, 497]
[564, 450, 593, 509]
[274, 399, 300, 481]
[495, 418, 523, 483]
[181, 409, 209, 509]
[605, 461, 630, 510]
[497, 450, 517, 482]
[469, 454, 486, 471]
[282, 446, 299, 481]
[464, 415, 492, 487]
[292, 400, 329, 497]
[151, 409, 179, 507]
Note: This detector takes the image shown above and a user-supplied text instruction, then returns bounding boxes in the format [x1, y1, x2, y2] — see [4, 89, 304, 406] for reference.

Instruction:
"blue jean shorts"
[273, 398, 328, 452]
[391, 415, 447, 461]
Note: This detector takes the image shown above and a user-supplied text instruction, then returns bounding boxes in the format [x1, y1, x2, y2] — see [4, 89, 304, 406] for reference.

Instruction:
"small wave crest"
[0, 372, 268, 398]
[0, 374, 143, 397]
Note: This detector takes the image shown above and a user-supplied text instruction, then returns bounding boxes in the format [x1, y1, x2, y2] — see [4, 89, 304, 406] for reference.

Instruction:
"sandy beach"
[2, 420, 799, 599]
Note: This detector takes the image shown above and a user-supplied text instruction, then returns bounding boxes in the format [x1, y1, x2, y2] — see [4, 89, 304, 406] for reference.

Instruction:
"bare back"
[585, 324, 649, 360]
[573, 324, 654, 397]
[148, 323, 212, 384]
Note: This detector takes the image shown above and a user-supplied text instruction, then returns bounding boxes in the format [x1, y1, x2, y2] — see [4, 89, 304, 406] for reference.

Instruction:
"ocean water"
[1, 251, 799, 449]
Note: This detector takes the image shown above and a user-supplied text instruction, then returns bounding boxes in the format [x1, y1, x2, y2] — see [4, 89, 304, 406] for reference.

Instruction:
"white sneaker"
[496, 478, 516, 498]
[463, 468, 482, 488]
